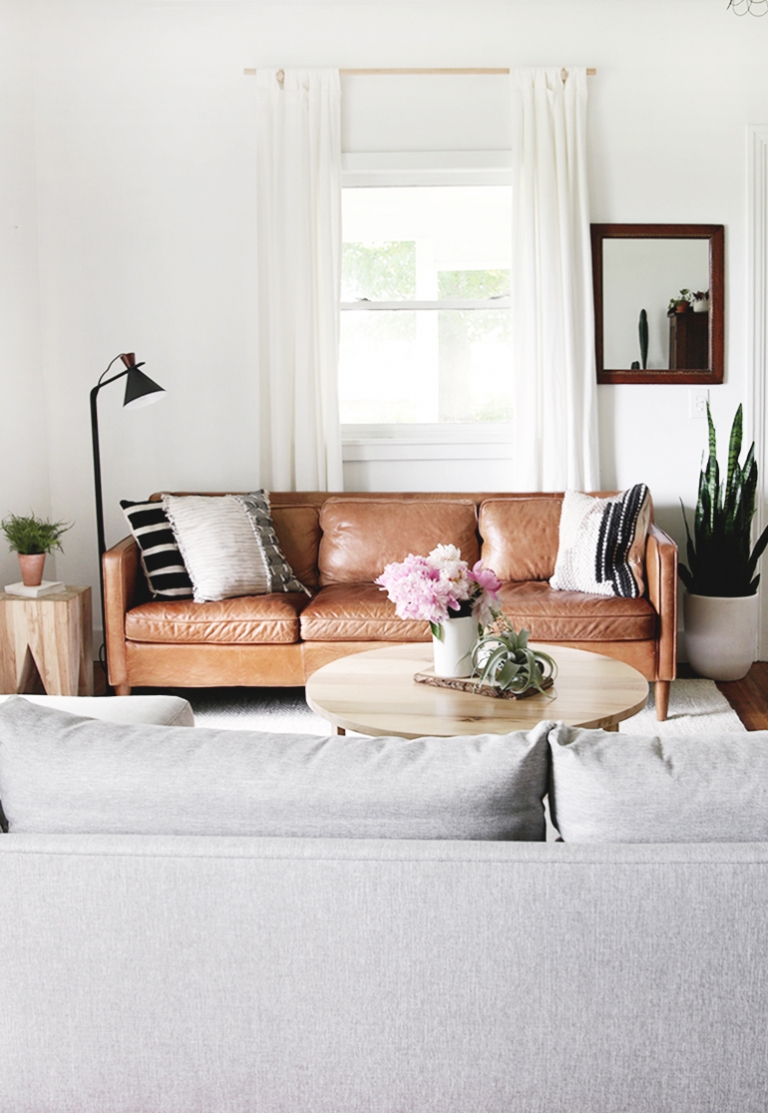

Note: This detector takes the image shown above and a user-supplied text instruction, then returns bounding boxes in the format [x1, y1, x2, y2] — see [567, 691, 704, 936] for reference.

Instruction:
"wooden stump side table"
[0, 586, 93, 696]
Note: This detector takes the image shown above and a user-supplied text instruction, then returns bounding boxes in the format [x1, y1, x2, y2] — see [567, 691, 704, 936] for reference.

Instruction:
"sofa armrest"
[103, 535, 141, 688]
[645, 522, 678, 681]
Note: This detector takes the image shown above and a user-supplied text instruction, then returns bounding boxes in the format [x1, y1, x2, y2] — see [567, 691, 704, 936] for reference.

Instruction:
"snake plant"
[470, 617, 557, 696]
[679, 403, 768, 597]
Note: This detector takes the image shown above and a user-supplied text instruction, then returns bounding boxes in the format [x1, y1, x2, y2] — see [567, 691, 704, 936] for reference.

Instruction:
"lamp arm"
[95, 353, 127, 389]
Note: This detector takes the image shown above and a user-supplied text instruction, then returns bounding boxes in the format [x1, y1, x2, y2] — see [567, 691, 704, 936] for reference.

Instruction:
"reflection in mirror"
[603, 239, 709, 370]
[592, 224, 724, 385]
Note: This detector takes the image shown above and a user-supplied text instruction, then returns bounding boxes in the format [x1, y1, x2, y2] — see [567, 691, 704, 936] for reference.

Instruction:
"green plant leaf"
[1, 513, 72, 555]
[681, 403, 767, 596]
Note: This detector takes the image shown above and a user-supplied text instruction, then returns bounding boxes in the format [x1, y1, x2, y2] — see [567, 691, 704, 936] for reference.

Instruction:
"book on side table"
[3, 580, 65, 598]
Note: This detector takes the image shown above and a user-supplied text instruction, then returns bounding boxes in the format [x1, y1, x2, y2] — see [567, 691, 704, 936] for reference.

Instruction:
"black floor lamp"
[91, 352, 165, 684]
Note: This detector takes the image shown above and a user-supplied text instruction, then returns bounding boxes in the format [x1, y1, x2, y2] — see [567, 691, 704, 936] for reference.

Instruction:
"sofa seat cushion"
[318, 498, 480, 586]
[301, 583, 431, 642]
[125, 593, 309, 645]
[0, 694, 194, 726]
[496, 581, 656, 642]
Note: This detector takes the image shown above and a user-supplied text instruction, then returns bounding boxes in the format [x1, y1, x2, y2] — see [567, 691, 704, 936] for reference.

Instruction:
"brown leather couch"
[103, 491, 677, 720]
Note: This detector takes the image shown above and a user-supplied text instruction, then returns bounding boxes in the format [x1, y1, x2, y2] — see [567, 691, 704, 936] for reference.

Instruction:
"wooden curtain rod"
[243, 66, 597, 79]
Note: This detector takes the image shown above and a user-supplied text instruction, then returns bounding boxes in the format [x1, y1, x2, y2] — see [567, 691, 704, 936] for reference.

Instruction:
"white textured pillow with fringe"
[550, 484, 651, 599]
[162, 493, 308, 603]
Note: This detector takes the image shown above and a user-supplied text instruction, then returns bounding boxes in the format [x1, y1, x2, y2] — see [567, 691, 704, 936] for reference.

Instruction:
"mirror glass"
[592, 224, 724, 384]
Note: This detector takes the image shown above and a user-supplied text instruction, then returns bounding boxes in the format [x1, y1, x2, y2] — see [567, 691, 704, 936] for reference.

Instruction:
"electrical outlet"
[689, 388, 709, 420]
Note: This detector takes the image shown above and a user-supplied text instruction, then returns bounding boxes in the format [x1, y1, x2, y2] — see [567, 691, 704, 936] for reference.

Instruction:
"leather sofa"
[103, 490, 677, 719]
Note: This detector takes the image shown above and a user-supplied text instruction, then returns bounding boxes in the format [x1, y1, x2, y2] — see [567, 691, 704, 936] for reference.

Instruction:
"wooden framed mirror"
[591, 223, 724, 384]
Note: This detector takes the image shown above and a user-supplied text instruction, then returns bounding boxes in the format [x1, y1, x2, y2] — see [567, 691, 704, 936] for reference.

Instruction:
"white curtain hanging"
[510, 67, 600, 491]
[255, 68, 343, 491]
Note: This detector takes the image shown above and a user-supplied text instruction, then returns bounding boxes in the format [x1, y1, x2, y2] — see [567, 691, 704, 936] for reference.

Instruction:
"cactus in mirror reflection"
[639, 308, 649, 370]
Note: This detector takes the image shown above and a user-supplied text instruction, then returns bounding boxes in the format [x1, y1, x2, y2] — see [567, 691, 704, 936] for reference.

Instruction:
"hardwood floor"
[714, 662, 768, 730]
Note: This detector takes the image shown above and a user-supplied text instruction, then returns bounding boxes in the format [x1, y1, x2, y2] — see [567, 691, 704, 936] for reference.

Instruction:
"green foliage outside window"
[342, 241, 416, 301]
[437, 270, 509, 299]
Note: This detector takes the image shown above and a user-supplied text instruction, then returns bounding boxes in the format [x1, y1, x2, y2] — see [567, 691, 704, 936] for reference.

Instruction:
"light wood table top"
[306, 644, 649, 738]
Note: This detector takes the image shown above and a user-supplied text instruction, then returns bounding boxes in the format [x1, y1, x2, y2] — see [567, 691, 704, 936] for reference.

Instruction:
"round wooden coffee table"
[306, 644, 649, 738]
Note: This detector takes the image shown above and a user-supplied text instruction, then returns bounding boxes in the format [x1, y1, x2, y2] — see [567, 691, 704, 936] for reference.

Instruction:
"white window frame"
[340, 152, 514, 457]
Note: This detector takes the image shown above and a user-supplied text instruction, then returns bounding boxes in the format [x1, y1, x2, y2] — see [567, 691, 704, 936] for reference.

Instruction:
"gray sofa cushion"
[549, 722, 768, 842]
[0, 698, 552, 839]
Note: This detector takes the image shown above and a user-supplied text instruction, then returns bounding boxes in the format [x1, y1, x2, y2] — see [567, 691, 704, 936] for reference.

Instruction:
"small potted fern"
[679, 403, 768, 680]
[1, 512, 71, 586]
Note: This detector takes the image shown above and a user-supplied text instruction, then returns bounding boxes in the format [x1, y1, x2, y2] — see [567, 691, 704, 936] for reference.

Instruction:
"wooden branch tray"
[413, 670, 554, 700]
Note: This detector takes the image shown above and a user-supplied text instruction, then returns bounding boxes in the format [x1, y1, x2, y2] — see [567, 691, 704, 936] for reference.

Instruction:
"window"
[339, 185, 512, 429]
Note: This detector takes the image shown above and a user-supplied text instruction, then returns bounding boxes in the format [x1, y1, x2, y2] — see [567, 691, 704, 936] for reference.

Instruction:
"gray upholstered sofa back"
[2, 833, 767, 1113]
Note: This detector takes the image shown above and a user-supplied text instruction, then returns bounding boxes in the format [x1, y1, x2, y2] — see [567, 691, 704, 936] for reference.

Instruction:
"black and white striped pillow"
[550, 484, 651, 599]
[120, 499, 193, 599]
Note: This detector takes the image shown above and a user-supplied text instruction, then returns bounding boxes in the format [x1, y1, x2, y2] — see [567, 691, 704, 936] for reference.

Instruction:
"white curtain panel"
[510, 68, 600, 491]
[255, 69, 343, 491]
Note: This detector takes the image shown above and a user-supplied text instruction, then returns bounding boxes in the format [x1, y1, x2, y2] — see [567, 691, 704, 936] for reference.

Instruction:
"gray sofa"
[1, 698, 767, 1113]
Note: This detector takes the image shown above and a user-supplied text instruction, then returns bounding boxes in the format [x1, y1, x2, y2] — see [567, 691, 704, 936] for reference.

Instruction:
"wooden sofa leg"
[114, 685, 131, 696]
[655, 681, 670, 722]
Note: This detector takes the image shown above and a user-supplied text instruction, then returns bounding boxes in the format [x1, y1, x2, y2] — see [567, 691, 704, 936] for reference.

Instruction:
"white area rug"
[179, 679, 746, 736]
[619, 679, 746, 735]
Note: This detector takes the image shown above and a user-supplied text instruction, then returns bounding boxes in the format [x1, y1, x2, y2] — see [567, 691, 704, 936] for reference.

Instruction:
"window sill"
[342, 424, 514, 462]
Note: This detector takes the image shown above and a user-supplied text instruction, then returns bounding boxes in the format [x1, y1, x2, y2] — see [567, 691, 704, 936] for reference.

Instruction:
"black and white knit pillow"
[549, 485, 651, 599]
[120, 499, 193, 599]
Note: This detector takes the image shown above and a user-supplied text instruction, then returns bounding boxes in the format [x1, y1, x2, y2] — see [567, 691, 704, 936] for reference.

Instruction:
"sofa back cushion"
[0, 698, 551, 840]
[549, 723, 768, 842]
[318, 498, 480, 586]
[479, 497, 564, 582]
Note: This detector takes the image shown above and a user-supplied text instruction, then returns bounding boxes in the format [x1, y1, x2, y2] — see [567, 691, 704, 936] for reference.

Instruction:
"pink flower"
[376, 551, 503, 628]
[468, 561, 503, 626]
[469, 561, 502, 597]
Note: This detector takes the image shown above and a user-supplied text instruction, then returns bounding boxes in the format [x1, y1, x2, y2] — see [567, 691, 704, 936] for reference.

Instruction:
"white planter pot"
[432, 615, 478, 678]
[683, 592, 759, 681]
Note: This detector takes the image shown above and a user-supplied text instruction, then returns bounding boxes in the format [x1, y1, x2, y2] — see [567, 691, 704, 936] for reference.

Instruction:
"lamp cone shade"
[123, 366, 165, 409]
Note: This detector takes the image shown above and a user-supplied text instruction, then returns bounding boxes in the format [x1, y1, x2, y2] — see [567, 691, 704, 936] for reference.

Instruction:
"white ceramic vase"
[432, 615, 478, 678]
[683, 592, 759, 681]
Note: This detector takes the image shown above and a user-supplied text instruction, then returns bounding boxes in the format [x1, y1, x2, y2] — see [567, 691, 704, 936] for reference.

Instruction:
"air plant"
[470, 617, 557, 697]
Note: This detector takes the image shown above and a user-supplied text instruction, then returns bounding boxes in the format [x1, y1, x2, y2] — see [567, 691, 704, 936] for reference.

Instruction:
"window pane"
[342, 186, 511, 301]
[339, 309, 513, 425]
[342, 241, 416, 301]
[438, 269, 509, 299]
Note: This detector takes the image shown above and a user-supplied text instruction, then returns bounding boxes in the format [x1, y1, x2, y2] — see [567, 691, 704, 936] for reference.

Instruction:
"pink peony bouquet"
[375, 544, 503, 634]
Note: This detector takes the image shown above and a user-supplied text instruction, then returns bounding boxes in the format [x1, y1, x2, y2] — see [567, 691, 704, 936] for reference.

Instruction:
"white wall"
[0, 2, 50, 587]
[10, 0, 768, 633]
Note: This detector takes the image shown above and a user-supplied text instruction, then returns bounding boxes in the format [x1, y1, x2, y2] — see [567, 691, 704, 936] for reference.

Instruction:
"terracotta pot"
[675, 302, 689, 313]
[18, 553, 46, 587]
